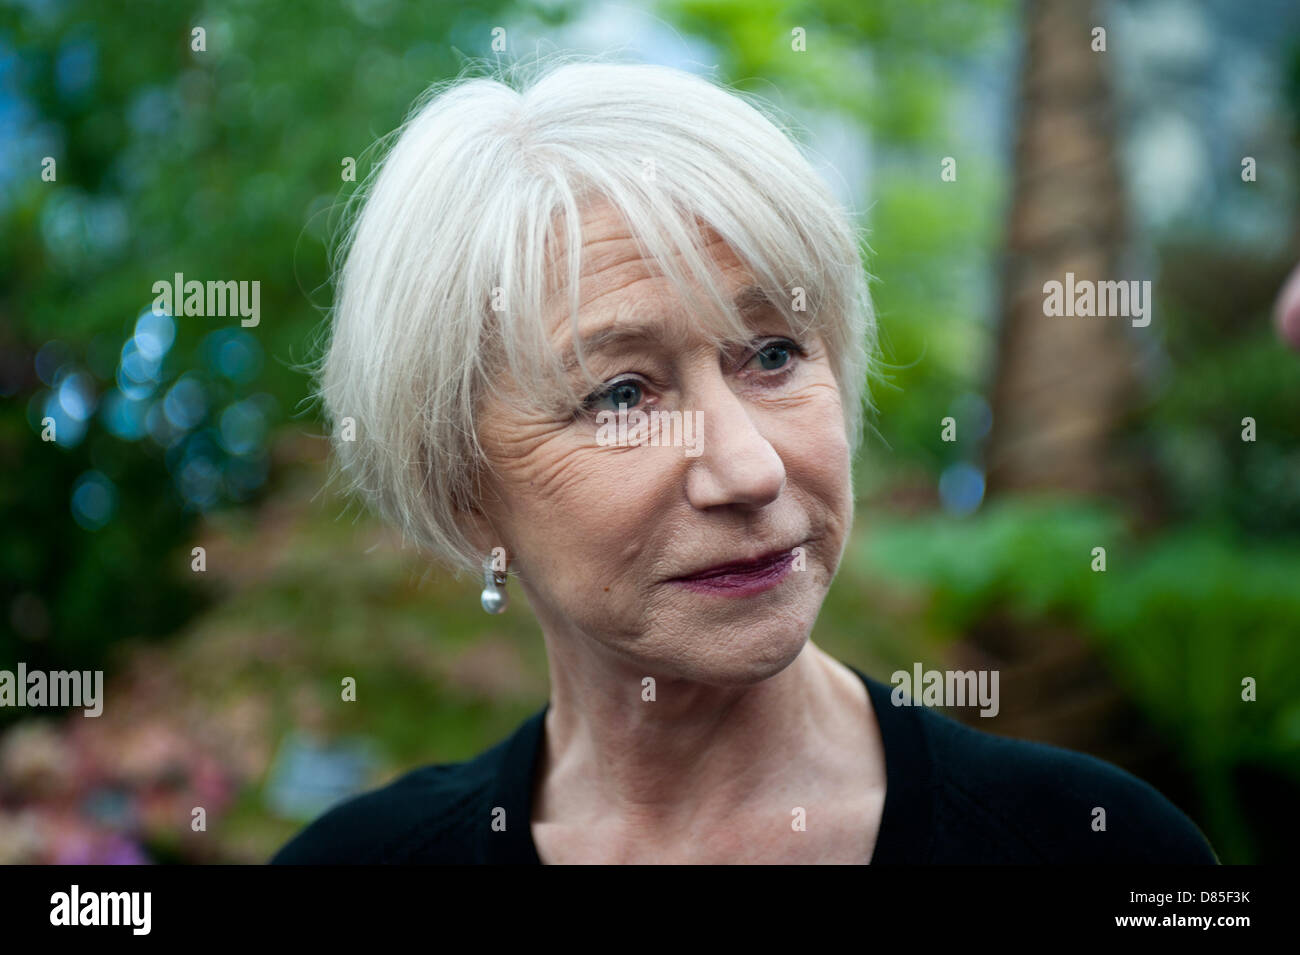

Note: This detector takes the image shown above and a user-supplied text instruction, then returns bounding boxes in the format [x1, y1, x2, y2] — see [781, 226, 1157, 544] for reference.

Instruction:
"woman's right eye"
[583, 378, 645, 413]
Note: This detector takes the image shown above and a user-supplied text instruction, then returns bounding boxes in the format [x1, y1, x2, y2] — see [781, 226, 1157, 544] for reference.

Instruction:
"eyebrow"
[558, 284, 780, 371]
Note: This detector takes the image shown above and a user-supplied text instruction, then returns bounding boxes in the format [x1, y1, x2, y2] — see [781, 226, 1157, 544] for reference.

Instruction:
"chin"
[655, 617, 816, 687]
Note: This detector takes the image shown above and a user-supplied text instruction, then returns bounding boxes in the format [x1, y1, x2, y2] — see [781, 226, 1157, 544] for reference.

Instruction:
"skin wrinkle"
[556, 226, 782, 377]
[461, 198, 884, 863]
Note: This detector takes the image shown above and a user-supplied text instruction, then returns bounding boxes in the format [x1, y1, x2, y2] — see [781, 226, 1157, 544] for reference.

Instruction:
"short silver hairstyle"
[313, 54, 876, 575]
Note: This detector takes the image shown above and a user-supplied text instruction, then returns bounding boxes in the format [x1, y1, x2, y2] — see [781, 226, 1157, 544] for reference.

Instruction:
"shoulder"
[268, 732, 510, 865]
[912, 705, 1218, 864]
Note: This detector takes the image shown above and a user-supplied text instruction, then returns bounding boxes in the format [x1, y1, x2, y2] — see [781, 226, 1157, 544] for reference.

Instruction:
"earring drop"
[481, 553, 508, 614]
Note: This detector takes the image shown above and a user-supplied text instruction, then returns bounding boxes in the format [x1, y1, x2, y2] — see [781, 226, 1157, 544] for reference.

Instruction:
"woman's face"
[472, 200, 855, 685]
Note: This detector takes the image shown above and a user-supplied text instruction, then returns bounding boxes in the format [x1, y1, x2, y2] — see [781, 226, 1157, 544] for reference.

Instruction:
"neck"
[532, 631, 874, 838]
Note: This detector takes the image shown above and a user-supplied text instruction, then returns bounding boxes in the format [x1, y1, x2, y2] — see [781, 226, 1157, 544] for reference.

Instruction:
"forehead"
[543, 199, 750, 340]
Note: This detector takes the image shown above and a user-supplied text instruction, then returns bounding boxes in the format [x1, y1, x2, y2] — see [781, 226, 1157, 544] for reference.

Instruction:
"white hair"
[312, 53, 876, 575]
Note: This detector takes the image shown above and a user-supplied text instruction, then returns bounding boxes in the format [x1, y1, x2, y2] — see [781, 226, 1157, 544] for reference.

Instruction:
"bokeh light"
[939, 462, 986, 517]
[70, 470, 117, 530]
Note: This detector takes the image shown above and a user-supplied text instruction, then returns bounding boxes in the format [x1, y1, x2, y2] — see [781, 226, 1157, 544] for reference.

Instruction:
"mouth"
[668, 545, 802, 596]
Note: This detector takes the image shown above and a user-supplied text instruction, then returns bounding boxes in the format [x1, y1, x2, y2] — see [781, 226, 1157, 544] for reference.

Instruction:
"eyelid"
[581, 374, 646, 410]
[742, 336, 807, 367]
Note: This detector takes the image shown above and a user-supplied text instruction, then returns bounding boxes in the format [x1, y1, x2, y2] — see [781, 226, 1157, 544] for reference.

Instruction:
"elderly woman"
[272, 59, 1216, 864]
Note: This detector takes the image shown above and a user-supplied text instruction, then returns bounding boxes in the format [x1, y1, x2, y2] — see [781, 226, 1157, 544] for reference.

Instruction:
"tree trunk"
[985, 0, 1145, 499]
[958, 0, 1183, 794]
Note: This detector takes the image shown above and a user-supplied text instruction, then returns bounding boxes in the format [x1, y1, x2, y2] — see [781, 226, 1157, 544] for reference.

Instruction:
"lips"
[672, 547, 796, 582]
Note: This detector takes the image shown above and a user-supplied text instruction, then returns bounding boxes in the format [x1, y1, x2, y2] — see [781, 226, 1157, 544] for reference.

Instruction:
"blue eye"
[584, 378, 643, 413]
[753, 340, 795, 371]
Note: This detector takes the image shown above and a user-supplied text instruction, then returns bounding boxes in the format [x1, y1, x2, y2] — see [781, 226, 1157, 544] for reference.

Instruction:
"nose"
[684, 372, 786, 510]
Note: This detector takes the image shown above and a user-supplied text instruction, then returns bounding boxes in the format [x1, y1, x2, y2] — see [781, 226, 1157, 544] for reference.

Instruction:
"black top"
[270, 664, 1218, 864]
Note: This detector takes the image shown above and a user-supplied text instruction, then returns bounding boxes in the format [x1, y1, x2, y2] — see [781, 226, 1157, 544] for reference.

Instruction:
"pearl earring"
[481, 553, 508, 614]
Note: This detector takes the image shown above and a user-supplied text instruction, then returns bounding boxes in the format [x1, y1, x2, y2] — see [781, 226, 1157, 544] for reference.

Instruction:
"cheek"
[483, 415, 674, 582]
[772, 378, 852, 493]
[767, 378, 855, 562]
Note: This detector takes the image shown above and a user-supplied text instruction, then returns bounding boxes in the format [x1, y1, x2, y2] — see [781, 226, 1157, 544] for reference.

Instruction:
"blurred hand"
[1276, 261, 1300, 351]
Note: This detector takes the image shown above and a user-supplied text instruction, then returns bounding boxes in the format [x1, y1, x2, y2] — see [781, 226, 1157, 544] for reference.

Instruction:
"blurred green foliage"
[862, 498, 1300, 863]
[1149, 248, 1300, 535]
[0, 0, 535, 694]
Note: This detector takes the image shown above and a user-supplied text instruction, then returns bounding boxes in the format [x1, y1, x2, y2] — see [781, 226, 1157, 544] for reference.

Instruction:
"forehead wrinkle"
[576, 234, 653, 280]
[542, 251, 655, 341]
[545, 202, 745, 319]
